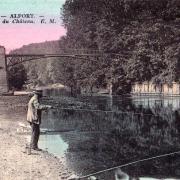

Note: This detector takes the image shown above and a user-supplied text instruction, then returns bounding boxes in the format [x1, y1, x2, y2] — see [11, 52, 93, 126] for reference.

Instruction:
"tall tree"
[8, 64, 27, 90]
[61, 0, 180, 94]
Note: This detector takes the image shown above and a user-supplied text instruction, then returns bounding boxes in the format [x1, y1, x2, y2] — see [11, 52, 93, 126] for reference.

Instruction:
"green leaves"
[10, 0, 180, 94]
[8, 64, 27, 90]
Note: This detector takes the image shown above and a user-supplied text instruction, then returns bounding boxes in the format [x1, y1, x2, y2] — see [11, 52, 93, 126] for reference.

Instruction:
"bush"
[8, 64, 27, 90]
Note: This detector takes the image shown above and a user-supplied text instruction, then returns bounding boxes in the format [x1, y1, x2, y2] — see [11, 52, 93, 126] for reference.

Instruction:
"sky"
[0, 0, 66, 53]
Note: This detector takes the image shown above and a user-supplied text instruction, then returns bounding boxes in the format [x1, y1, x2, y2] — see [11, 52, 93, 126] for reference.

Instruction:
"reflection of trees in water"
[42, 96, 180, 177]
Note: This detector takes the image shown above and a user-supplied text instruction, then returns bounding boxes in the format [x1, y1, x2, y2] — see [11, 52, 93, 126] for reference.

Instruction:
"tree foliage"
[61, 0, 180, 93]
[11, 0, 180, 94]
[8, 64, 27, 90]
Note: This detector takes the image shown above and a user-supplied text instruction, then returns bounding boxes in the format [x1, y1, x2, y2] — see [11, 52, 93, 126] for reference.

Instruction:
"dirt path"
[0, 96, 74, 180]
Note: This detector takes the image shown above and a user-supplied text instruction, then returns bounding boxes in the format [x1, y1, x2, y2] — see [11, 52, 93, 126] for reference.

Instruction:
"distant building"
[132, 82, 180, 96]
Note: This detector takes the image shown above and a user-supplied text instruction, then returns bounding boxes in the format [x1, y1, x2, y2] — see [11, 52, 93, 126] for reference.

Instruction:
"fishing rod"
[50, 106, 165, 118]
[73, 150, 180, 180]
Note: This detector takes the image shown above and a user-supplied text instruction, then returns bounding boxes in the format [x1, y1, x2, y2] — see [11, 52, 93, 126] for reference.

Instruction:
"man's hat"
[32, 90, 43, 95]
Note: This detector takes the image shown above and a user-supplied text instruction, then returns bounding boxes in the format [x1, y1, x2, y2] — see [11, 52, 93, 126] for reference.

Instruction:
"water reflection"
[38, 134, 68, 158]
[114, 168, 179, 180]
[132, 96, 180, 111]
[40, 90, 180, 179]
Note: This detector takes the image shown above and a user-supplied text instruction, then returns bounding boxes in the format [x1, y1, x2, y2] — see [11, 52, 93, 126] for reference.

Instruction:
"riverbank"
[0, 95, 74, 180]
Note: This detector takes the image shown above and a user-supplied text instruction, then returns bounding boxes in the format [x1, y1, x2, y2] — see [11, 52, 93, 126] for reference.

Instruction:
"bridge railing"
[5, 48, 131, 67]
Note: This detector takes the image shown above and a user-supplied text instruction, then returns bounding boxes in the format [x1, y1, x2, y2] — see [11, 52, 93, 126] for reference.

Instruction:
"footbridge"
[0, 46, 109, 94]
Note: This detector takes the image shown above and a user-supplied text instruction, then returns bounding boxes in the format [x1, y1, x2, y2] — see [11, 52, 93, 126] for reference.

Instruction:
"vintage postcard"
[0, 0, 180, 180]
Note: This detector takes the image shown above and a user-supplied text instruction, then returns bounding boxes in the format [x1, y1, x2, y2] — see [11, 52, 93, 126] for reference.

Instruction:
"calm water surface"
[39, 89, 180, 179]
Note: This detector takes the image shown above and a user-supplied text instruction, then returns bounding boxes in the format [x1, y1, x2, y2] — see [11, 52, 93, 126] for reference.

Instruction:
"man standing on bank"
[27, 90, 51, 151]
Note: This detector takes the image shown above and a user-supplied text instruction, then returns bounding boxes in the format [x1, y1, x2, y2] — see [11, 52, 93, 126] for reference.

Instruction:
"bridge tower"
[0, 46, 8, 93]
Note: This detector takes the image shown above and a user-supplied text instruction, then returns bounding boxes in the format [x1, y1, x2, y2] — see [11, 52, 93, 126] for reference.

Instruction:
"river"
[38, 89, 180, 179]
